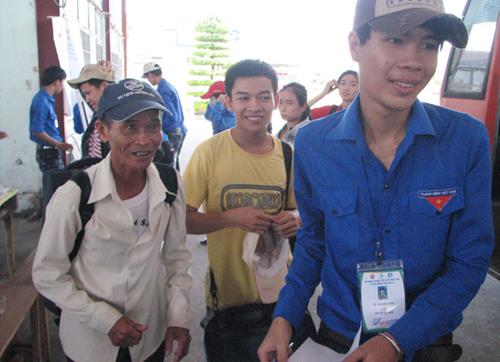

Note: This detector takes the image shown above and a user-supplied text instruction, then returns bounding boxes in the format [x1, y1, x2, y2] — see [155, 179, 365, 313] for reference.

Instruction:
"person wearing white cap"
[143, 62, 186, 170]
[259, 1, 493, 362]
[33, 79, 192, 362]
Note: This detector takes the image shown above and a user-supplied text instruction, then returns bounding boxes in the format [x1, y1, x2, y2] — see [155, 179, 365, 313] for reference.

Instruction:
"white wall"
[0, 0, 41, 212]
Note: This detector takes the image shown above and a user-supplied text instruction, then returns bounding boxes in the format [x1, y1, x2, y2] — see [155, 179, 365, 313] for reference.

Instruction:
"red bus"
[441, 0, 500, 277]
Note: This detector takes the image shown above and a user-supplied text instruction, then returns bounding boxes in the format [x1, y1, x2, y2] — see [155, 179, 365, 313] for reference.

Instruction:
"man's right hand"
[258, 317, 293, 362]
[226, 207, 274, 234]
[56, 141, 73, 152]
[107, 316, 148, 347]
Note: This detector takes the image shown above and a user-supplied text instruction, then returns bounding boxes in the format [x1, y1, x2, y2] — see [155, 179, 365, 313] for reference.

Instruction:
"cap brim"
[96, 99, 169, 122]
[370, 10, 468, 49]
[200, 91, 212, 99]
[67, 77, 86, 89]
[67, 74, 114, 89]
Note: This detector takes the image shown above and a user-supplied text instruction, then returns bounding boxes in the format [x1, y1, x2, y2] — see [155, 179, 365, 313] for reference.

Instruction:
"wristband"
[379, 332, 403, 356]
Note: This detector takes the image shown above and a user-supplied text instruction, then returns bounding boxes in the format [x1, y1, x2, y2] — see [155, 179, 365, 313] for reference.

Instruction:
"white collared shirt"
[33, 154, 192, 362]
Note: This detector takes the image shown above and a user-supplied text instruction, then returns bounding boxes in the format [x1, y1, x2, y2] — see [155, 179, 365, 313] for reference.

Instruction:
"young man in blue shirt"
[29, 65, 73, 171]
[143, 62, 187, 170]
[258, 1, 494, 362]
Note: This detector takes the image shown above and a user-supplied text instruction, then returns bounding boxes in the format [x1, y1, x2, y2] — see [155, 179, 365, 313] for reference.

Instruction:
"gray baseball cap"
[353, 0, 468, 48]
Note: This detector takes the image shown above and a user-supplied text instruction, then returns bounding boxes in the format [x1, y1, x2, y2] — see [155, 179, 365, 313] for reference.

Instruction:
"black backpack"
[41, 159, 178, 321]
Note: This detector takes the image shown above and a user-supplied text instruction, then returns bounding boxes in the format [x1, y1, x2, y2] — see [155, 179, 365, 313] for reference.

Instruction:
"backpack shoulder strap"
[69, 171, 94, 261]
[155, 162, 178, 206]
[281, 141, 292, 210]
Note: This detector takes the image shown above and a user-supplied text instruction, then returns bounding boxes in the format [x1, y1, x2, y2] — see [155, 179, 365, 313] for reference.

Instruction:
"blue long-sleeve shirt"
[274, 97, 494, 360]
[204, 101, 235, 134]
[29, 89, 63, 145]
[157, 78, 186, 134]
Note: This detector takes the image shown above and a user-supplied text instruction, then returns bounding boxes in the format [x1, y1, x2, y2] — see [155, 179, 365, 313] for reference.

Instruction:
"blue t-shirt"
[157, 78, 186, 134]
[204, 101, 235, 134]
[29, 89, 63, 145]
[274, 97, 494, 359]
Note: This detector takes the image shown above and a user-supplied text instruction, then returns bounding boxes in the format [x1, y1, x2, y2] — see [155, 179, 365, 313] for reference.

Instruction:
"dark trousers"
[316, 322, 462, 361]
[36, 145, 63, 172]
[203, 304, 315, 362]
[66, 341, 165, 362]
[166, 129, 185, 171]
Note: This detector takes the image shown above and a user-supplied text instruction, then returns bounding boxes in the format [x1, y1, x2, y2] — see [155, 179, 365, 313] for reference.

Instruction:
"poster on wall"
[52, 17, 92, 159]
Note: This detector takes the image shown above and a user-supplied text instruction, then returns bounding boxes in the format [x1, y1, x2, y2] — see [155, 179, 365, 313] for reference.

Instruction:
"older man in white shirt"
[33, 79, 192, 362]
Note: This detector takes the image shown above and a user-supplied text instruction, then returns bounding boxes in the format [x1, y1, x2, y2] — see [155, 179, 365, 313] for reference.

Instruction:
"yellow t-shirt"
[183, 130, 296, 309]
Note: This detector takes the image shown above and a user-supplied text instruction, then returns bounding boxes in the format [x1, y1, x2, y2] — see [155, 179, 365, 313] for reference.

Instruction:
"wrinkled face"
[278, 88, 306, 122]
[80, 82, 107, 111]
[350, 26, 438, 114]
[226, 76, 278, 133]
[98, 109, 163, 172]
[338, 74, 359, 104]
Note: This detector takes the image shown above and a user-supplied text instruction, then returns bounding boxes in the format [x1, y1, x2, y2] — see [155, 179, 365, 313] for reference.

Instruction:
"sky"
[126, 0, 468, 105]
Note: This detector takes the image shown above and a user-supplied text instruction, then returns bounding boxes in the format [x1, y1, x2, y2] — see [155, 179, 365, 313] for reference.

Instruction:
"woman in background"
[276, 82, 310, 147]
[308, 70, 359, 119]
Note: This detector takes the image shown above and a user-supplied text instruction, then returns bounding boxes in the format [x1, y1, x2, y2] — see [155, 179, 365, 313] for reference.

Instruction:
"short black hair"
[356, 24, 372, 45]
[280, 82, 310, 121]
[225, 59, 278, 98]
[41, 66, 66, 86]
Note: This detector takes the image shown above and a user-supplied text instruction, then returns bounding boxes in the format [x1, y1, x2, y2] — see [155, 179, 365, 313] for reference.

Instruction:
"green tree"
[188, 17, 231, 113]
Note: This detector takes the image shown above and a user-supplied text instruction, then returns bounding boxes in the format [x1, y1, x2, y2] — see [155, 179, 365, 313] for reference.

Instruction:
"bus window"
[443, 0, 500, 99]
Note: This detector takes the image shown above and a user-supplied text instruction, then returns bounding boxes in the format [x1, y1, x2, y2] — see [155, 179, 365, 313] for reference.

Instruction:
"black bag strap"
[69, 171, 94, 261]
[68, 163, 177, 262]
[155, 162, 178, 206]
[209, 268, 219, 310]
[281, 141, 292, 211]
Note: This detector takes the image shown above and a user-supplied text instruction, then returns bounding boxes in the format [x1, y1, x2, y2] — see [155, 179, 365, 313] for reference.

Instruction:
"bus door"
[441, 0, 500, 277]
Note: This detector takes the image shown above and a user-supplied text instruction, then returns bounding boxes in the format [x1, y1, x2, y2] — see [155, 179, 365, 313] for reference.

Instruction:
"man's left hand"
[165, 327, 191, 362]
[343, 335, 400, 362]
[272, 211, 301, 239]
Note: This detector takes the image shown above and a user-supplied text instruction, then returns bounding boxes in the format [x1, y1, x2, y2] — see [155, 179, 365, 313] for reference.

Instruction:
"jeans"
[36, 145, 63, 171]
[166, 128, 185, 171]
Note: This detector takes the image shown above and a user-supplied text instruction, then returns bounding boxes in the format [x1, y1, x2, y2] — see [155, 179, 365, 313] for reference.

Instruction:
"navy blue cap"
[95, 79, 170, 122]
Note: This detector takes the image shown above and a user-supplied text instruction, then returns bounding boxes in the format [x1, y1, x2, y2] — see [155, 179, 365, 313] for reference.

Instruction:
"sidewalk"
[1, 217, 499, 361]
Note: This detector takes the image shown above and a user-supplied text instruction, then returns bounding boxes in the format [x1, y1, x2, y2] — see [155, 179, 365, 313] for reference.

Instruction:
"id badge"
[357, 260, 405, 333]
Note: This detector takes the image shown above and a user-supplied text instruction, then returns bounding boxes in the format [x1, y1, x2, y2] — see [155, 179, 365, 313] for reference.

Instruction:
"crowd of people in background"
[18, 1, 496, 362]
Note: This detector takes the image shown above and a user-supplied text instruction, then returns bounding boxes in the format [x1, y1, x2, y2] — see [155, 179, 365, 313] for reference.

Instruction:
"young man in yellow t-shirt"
[183, 59, 307, 361]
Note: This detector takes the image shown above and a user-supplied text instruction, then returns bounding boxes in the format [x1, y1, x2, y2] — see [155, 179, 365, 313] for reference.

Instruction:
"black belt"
[37, 144, 56, 150]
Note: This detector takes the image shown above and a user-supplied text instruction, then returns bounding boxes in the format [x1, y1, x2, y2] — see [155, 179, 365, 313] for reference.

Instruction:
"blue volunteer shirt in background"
[29, 89, 63, 145]
[72, 103, 84, 134]
[274, 97, 494, 360]
[157, 78, 186, 134]
[204, 101, 235, 134]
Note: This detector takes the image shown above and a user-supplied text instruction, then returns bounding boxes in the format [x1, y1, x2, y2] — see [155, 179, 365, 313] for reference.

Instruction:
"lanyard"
[360, 154, 399, 264]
